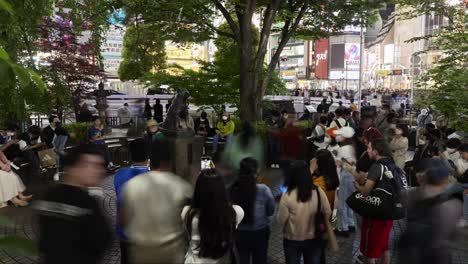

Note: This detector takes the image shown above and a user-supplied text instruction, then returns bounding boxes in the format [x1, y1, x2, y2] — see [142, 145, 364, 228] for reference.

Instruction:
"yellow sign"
[375, 69, 391, 77]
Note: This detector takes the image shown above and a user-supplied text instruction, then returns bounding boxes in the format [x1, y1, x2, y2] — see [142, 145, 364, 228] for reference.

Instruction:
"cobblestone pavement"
[1, 175, 468, 264]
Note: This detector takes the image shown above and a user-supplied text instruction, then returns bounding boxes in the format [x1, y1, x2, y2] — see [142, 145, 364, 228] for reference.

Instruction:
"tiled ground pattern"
[1, 175, 467, 264]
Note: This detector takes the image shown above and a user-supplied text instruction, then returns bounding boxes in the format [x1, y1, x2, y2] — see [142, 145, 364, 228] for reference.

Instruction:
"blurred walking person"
[34, 145, 112, 264]
[223, 121, 263, 170]
[231, 158, 275, 264]
[122, 140, 192, 263]
[113, 139, 150, 264]
[398, 158, 463, 264]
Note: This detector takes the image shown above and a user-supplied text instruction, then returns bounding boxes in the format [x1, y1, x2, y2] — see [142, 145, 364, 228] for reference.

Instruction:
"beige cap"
[147, 119, 158, 127]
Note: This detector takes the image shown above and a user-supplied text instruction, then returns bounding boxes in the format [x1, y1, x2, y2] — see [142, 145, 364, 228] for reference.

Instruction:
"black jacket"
[35, 184, 112, 264]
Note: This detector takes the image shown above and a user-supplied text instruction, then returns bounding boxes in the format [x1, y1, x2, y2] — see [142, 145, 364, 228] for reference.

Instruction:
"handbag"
[314, 187, 327, 239]
[346, 164, 406, 220]
[37, 148, 56, 168]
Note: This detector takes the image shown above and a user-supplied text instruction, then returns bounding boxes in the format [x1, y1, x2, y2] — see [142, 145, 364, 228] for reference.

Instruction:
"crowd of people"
[0, 90, 467, 264]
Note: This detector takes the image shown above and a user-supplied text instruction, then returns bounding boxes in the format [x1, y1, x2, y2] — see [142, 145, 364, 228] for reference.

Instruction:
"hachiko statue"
[161, 88, 191, 131]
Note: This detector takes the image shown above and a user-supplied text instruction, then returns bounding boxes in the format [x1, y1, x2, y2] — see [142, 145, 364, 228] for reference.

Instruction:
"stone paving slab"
[1, 175, 468, 264]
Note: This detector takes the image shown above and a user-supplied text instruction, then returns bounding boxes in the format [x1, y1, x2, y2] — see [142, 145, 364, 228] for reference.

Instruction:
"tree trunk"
[237, 2, 259, 122]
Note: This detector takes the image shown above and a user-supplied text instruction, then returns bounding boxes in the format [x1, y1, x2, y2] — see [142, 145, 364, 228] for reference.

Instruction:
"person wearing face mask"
[212, 112, 235, 153]
[390, 124, 409, 170]
[176, 106, 195, 132]
[309, 116, 328, 151]
[333, 126, 357, 237]
[442, 138, 462, 164]
[194, 111, 210, 136]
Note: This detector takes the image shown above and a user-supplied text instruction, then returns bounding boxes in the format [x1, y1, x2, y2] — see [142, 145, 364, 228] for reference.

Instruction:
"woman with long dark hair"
[310, 149, 340, 208]
[182, 169, 244, 263]
[231, 158, 275, 264]
[277, 161, 334, 264]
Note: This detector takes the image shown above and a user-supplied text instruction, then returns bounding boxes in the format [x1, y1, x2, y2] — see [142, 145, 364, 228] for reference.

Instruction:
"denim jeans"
[283, 238, 322, 264]
[212, 134, 233, 153]
[52, 135, 68, 170]
[235, 227, 270, 264]
[338, 170, 356, 231]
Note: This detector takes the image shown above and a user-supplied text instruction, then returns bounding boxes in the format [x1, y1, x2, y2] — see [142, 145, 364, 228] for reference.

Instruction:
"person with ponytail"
[231, 157, 275, 264]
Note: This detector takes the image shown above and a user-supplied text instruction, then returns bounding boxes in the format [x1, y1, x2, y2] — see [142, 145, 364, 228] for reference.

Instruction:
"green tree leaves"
[118, 24, 167, 81]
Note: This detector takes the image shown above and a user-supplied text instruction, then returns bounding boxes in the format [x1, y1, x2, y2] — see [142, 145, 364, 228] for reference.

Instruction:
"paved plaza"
[1, 175, 467, 264]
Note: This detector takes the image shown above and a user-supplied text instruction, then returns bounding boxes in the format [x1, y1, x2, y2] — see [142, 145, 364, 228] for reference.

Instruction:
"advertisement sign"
[329, 71, 359, 80]
[344, 43, 360, 70]
[330, 44, 345, 69]
[314, 39, 329, 79]
[102, 25, 125, 77]
[384, 44, 394, 64]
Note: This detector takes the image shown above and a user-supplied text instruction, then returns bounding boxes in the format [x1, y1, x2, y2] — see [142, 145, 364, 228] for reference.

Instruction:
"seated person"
[194, 111, 210, 136]
[42, 115, 68, 155]
[212, 112, 235, 153]
[88, 116, 116, 170]
[0, 151, 32, 208]
[0, 125, 18, 145]
[0, 125, 44, 183]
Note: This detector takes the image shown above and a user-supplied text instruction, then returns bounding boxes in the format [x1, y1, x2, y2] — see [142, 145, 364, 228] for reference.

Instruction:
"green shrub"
[63, 122, 91, 145]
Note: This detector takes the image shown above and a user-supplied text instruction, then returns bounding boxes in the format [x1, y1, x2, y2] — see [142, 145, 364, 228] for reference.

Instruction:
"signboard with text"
[314, 39, 329, 79]
[344, 43, 360, 70]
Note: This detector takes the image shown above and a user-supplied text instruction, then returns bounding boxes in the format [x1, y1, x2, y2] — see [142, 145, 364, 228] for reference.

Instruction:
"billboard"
[344, 43, 360, 70]
[314, 39, 329, 79]
[330, 44, 345, 68]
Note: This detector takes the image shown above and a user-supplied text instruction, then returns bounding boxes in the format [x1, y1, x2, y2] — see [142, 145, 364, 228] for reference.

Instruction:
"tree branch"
[212, 0, 241, 43]
[260, 0, 310, 96]
[188, 4, 236, 39]
[254, 0, 281, 72]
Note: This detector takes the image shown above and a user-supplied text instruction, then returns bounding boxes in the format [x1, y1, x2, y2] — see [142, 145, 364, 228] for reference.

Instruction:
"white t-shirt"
[443, 150, 460, 163]
[336, 144, 356, 164]
[328, 117, 348, 129]
[181, 205, 244, 264]
[455, 158, 468, 175]
[123, 171, 192, 245]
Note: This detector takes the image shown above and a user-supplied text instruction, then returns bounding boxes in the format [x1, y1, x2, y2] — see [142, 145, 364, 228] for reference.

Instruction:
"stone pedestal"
[166, 136, 205, 182]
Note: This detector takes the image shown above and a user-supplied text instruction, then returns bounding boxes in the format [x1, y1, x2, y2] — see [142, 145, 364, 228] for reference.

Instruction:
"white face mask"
[222, 116, 228, 121]
[6, 132, 14, 136]
[200, 118, 205, 122]
[395, 129, 403, 135]
[324, 137, 332, 144]
[446, 148, 457, 154]
[419, 139, 427, 145]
